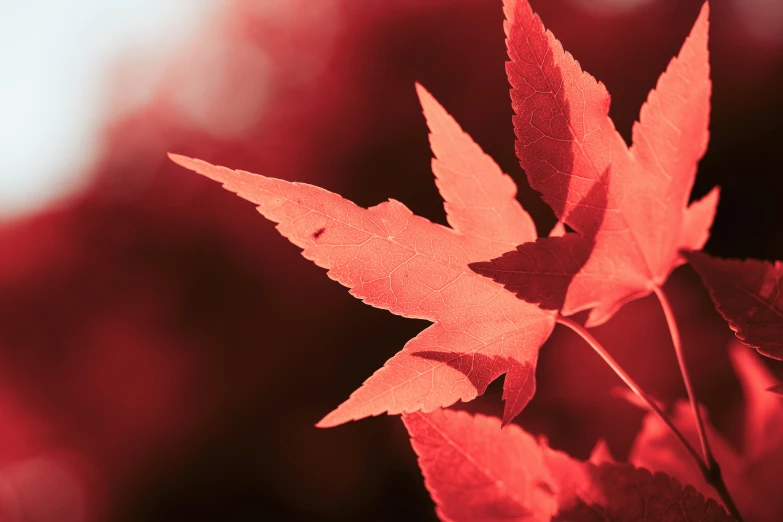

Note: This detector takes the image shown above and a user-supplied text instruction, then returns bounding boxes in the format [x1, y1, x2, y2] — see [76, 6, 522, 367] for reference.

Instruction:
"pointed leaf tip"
[167, 152, 192, 168]
[415, 82, 440, 123]
[413, 81, 429, 100]
[166, 154, 241, 188]
[315, 408, 357, 429]
[314, 416, 335, 429]
[699, 2, 710, 24]
[167, 153, 215, 179]
[689, 2, 710, 50]
[416, 79, 538, 250]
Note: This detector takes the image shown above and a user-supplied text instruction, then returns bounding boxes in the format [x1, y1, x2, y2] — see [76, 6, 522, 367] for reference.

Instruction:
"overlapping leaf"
[403, 410, 556, 522]
[473, 0, 719, 326]
[685, 252, 783, 359]
[170, 85, 555, 427]
[403, 409, 733, 522]
[629, 343, 783, 521]
[553, 464, 733, 522]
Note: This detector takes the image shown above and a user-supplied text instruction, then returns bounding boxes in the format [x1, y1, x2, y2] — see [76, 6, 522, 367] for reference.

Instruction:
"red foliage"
[404, 409, 732, 521]
[630, 343, 783, 521]
[168, 1, 782, 520]
[169, 80, 558, 426]
[477, 0, 718, 326]
[685, 252, 783, 359]
[2, 0, 783, 520]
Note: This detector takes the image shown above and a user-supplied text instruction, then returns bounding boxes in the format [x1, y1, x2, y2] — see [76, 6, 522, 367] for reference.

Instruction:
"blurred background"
[0, 0, 782, 520]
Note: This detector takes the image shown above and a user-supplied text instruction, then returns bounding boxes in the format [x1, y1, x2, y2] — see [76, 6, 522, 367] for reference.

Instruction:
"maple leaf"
[403, 408, 733, 522]
[472, 0, 719, 326]
[552, 463, 733, 522]
[169, 85, 556, 427]
[684, 251, 783, 360]
[403, 409, 556, 522]
[629, 342, 783, 522]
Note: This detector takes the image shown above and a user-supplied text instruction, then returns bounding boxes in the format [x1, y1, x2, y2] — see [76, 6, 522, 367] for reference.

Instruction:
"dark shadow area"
[506, 0, 610, 240]
[493, 0, 610, 311]
[412, 351, 536, 424]
[411, 352, 523, 395]
[469, 173, 608, 311]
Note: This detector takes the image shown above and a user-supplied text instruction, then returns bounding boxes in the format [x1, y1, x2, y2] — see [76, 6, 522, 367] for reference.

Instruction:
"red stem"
[555, 315, 704, 467]
[652, 285, 713, 466]
[555, 314, 743, 520]
[651, 285, 743, 521]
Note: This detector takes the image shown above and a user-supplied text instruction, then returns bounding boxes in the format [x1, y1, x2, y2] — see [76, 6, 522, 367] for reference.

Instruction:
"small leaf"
[629, 342, 783, 521]
[403, 410, 556, 522]
[553, 464, 733, 522]
[685, 251, 783, 360]
[404, 409, 733, 522]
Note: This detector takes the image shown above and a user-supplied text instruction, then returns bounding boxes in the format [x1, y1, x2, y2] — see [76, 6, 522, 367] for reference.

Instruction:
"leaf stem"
[555, 315, 704, 467]
[557, 314, 744, 519]
[652, 285, 743, 521]
[652, 285, 712, 465]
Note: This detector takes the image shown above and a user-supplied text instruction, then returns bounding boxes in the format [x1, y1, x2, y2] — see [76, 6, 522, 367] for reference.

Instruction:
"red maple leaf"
[629, 342, 783, 522]
[170, 85, 555, 427]
[403, 410, 556, 522]
[684, 252, 783, 360]
[403, 408, 733, 522]
[552, 463, 733, 522]
[473, 0, 719, 327]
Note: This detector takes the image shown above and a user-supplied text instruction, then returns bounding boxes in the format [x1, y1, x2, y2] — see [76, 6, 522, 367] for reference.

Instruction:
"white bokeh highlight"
[0, 1, 220, 219]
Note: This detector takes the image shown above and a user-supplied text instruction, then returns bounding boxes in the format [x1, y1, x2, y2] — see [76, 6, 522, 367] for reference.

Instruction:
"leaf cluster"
[171, 1, 783, 519]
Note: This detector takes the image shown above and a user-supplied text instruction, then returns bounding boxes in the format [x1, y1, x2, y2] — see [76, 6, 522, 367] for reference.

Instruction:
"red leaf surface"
[473, 234, 593, 311]
[629, 343, 783, 522]
[552, 464, 733, 522]
[684, 251, 783, 359]
[417, 83, 537, 251]
[403, 410, 556, 522]
[170, 87, 556, 427]
[588, 439, 614, 465]
[403, 409, 732, 522]
[476, 0, 719, 326]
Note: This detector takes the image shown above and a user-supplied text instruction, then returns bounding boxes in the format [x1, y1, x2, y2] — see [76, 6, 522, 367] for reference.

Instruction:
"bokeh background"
[1, 0, 782, 520]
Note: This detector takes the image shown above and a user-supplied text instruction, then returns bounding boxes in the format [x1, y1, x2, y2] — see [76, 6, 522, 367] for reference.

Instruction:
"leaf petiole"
[556, 313, 744, 521]
[555, 315, 705, 467]
[652, 285, 743, 521]
[652, 285, 713, 464]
